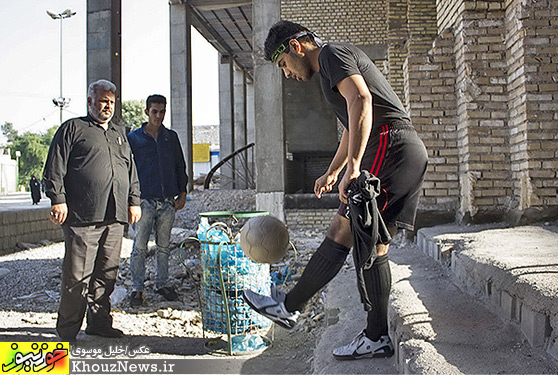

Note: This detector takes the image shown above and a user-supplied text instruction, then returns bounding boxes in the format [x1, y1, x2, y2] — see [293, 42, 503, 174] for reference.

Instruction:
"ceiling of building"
[171, 0, 254, 74]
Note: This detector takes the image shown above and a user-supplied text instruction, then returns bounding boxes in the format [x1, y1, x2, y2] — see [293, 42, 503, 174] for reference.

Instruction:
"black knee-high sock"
[284, 237, 349, 313]
[364, 254, 391, 341]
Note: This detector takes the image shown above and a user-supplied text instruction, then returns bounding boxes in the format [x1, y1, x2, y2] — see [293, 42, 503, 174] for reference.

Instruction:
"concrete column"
[404, 30, 459, 225]
[169, 2, 194, 191]
[246, 79, 255, 145]
[505, 0, 558, 222]
[246, 79, 255, 189]
[387, 0, 409, 98]
[407, 0, 437, 55]
[218, 54, 234, 189]
[253, 0, 284, 220]
[87, 0, 122, 122]
[454, 0, 509, 223]
[233, 64, 247, 189]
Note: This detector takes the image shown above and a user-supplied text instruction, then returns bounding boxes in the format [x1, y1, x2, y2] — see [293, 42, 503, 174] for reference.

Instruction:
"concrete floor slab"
[418, 223, 558, 361]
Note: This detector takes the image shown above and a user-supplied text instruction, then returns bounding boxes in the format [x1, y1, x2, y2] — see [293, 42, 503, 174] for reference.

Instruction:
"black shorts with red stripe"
[338, 120, 428, 231]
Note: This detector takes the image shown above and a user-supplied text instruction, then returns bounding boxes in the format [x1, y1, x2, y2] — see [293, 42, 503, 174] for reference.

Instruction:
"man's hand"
[50, 203, 68, 225]
[338, 169, 360, 204]
[314, 172, 338, 199]
[128, 205, 141, 224]
[174, 192, 187, 210]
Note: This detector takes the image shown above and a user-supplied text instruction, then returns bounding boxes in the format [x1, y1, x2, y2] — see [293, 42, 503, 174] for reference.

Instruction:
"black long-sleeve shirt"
[43, 115, 141, 225]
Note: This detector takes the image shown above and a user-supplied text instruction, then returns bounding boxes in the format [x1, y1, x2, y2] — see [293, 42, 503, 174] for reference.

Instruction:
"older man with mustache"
[44, 79, 141, 341]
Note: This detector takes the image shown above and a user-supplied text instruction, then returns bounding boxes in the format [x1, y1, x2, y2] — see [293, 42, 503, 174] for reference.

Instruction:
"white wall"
[0, 150, 17, 194]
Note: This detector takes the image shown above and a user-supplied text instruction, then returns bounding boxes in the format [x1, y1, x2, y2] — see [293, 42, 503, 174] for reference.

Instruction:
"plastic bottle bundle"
[230, 334, 267, 353]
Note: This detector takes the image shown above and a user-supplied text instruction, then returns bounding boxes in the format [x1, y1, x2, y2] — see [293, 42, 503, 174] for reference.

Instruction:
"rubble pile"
[174, 188, 256, 231]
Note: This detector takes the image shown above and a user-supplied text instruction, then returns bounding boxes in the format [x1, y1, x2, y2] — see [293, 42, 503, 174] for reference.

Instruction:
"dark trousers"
[56, 221, 124, 339]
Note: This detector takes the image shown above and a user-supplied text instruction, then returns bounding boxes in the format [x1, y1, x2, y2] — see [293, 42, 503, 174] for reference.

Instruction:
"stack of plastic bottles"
[197, 217, 272, 335]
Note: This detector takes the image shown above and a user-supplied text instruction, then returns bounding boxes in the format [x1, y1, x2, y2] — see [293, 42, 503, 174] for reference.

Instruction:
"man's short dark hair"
[264, 20, 316, 61]
[146, 94, 167, 110]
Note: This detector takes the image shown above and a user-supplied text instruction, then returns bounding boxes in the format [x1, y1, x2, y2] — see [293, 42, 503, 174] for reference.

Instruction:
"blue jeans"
[130, 198, 176, 291]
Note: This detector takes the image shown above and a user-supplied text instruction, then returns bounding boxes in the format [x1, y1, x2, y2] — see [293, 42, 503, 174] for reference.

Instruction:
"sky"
[0, 0, 219, 140]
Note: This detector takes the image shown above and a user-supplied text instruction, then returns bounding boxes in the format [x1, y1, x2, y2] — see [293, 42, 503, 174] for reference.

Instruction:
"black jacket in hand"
[348, 170, 391, 311]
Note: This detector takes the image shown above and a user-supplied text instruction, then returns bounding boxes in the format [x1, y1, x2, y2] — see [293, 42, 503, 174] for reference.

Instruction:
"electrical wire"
[16, 109, 59, 132]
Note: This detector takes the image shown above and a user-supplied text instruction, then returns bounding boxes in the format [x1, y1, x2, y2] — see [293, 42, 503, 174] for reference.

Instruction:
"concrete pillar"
[219, 54, 234, 189]
[87, 0, 122, 122]
[246, 79, 255, 189]
[505, 0, 558, 222]
[454, 0, 510, 223]
[407, 0, 437, 55]
[233, 64, 247, 189]
[253, 0, 284, 221]
[246, 79, 255, 145]
[169, 2, 194, 191]
[404, 29, 459, 224]
[387, 0, 409, 98]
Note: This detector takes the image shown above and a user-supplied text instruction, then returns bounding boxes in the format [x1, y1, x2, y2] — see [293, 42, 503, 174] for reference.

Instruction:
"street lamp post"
[46, 9, 76, 125]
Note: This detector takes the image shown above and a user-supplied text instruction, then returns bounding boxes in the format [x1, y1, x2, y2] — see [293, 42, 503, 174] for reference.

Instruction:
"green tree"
[43, 126, 58, 143]
[1, 124, 58, 186]
[121, 100, 146, 130]
[14, 133, 50, 185]
[1, 122, 17, 143]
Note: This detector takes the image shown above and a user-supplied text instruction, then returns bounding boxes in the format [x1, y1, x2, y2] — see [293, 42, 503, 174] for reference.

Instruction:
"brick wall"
[408, 0, 439, 55]
[403, 0, 558, 223]
[280, 0, 558, 224]
[505, 0, 558, 215]
[281, 0, 388, 45]
[437, 0, 464, 33]
[280, 0, 438, 97]
[281, 0, 439, 98]
[454, 0, 511, 221]
[405, 29, 459, 215]
[286, 209, 337, 231]
[0, 208, 63, 254]
[388, 0, 409, 97]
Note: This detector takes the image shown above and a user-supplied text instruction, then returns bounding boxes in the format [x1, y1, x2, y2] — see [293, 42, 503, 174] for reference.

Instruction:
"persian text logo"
[0, 342, 69, 374]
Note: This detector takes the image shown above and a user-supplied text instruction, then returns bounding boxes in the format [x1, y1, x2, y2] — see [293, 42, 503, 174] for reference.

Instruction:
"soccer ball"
[240, 215, 289, 264]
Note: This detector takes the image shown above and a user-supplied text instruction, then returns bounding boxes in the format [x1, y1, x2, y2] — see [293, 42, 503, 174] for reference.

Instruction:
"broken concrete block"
[520, 305, 547, 348]
[500, 291, 514, 321]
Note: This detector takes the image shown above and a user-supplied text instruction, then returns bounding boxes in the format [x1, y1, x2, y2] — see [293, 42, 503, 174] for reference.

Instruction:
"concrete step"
[314, 224, 558, 374]
[416, 224, 558, 362]
[389, 240, 557, 374]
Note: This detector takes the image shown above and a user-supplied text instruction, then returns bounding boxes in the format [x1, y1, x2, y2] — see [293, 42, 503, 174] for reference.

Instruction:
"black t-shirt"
[318, 42, 410, 130]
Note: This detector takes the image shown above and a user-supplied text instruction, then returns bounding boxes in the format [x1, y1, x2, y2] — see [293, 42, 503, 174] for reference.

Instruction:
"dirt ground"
[0, 189, 329, 374]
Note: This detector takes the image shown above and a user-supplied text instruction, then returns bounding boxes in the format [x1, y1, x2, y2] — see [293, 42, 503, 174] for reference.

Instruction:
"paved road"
[0, 192, 50, 211]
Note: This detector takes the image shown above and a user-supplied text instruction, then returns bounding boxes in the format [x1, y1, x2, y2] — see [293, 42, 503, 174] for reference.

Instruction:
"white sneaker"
[243, 286, 299, 329]
[332, 331, 394, 360]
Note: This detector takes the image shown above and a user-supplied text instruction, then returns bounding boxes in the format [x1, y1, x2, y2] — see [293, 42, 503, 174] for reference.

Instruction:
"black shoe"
[130, 291, 143, 307]
[85, 326, 124, 338]
[59, 335, 76, 343]
[156, 286, 179, 301]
